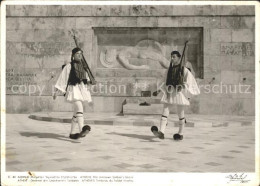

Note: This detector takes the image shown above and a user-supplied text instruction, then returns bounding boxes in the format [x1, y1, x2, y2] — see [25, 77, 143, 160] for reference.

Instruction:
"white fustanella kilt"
[65, 82, 92, 103]
[160, 67, 200, 106]
[160, 87, 190, 106]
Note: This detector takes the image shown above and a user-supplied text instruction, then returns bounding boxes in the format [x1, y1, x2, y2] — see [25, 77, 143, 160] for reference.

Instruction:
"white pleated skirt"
[160, 87, 190, 106]
[65, 82, 92, 103]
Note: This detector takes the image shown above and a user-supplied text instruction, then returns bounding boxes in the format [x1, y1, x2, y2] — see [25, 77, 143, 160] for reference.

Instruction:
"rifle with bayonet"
[178, 40, 189, 87]
[69, 29, 96, 85]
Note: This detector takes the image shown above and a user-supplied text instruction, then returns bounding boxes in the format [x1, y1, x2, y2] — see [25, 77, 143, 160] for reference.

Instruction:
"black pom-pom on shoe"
[151, 126, 159, 137]
[79, 125, 91, 138]
[84, 125, 91, 131]
[173, 133, 183, 140]
[151, 126, 158, 132]
[69, 133, 80, 139]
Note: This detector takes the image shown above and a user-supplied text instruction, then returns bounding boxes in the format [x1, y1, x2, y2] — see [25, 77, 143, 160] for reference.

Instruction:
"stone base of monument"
[125, 98, 162, 104]
[123, 103, 164, 115]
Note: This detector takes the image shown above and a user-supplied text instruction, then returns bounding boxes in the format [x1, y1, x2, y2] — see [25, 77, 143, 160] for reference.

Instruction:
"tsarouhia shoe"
[157, 131, 164, 139]
[69, 133, 80, 139]
[173, 133, 183, 140]
[79, 125, 91, 137]
[151, 126, 165, 139]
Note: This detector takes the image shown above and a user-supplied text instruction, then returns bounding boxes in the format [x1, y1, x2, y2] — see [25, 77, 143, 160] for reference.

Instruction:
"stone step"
[123, 103, 164, 115]
[28, 114, 254, 127]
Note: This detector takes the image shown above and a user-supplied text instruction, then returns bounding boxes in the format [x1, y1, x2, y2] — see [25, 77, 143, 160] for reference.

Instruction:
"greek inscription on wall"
[221, 43, 242, 55]
[221, 43, 254, 56]
[19, 42, 76, 55]
[6, 42, 77, 56]
[6, 68, 37, 93]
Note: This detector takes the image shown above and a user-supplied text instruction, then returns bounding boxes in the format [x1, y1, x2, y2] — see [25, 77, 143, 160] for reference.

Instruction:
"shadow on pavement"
[20, 132, 81, 143]
[107, 132, 159, 142]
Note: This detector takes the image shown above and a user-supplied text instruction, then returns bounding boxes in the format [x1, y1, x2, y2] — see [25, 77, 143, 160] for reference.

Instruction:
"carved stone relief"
[99, 39, 170, 70]
[100, 48, 117, 68]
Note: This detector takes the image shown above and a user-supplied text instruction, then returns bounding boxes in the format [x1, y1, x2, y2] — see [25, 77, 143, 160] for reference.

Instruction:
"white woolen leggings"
[70, 101, 84, 134]
[160, 103, 185, 134]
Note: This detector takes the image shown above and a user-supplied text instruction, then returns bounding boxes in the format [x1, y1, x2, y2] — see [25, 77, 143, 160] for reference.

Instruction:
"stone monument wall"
[6, 5, 255, 115]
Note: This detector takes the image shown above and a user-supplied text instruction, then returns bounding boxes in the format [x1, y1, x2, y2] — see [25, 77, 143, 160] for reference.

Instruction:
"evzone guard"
[53, 31, 96, 140]
[151, 41, 200, 140]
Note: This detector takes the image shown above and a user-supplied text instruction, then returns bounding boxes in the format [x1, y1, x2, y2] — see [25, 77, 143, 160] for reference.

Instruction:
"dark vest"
[166, 63, 184, 87]
[68, 61, 88, 85]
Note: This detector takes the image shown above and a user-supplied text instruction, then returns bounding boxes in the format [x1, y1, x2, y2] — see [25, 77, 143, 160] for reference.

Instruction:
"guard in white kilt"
[53, 47, 92, 140]
[151, 51, 200, 140]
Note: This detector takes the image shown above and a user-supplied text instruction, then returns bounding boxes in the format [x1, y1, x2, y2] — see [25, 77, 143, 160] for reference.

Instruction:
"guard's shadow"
[20, 132, 81, 143]
[107, 132, 159, 142]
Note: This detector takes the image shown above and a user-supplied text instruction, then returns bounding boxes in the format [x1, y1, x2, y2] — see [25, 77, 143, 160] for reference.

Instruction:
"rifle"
[69, 29, 96, 85]
[152, 41, 189, 96]
[178, 40, 189, 86]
